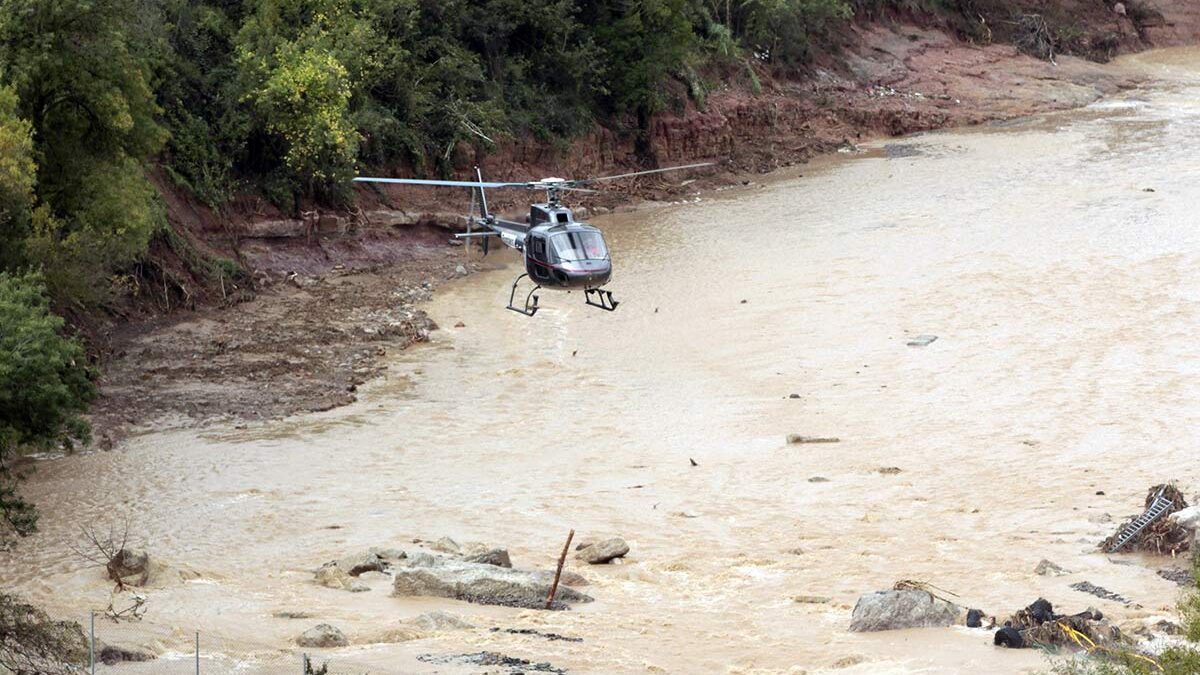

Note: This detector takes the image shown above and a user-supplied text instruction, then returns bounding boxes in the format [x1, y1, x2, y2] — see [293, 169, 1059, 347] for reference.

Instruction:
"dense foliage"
[0, 273, 96, 536]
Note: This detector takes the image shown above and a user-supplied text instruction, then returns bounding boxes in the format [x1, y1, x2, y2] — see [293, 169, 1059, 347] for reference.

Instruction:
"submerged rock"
[530, 569, 589, 587]
[392, 554, 592, 609]
[1034, 559, 1070, 576]
[575, 538, 630, 564]
[411, 611, 475, 631]
[336, 551, 389, 576]
[297, 624, 348, 648]
[315, 564, 369, 592]
[848, 590, 962, 632]
[98, 644, 155, 665]
[430, 537, 462, 554]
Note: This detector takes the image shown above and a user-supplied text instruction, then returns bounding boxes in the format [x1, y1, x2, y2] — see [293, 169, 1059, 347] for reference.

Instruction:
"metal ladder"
[1106, 488, 1175, 553]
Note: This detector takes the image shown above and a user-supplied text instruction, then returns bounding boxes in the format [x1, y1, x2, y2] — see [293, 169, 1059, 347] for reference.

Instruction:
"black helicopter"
[353, 163, 711, 316]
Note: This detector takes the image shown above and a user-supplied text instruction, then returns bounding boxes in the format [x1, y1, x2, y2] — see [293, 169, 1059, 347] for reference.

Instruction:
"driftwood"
[545, 529, 575, 610]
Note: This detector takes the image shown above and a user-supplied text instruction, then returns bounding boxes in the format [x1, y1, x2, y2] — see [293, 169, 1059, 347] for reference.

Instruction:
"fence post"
[89, 611, 95, 675]
[301, 652, 308, 674]
[195, 631, 200, 675]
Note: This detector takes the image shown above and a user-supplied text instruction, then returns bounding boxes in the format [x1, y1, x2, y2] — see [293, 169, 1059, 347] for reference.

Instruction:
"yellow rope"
[1056, 621, 1164, 673]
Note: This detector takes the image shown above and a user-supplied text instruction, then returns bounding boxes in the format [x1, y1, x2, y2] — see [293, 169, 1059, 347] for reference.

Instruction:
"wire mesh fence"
[85, 613, 386, 674]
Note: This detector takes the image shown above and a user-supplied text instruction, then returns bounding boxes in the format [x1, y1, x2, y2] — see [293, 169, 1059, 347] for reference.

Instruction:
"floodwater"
[5, 49, 1200, 674]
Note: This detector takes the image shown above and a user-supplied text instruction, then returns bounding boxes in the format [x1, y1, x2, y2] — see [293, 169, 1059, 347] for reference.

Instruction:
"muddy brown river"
[5, 49, 1200, 674]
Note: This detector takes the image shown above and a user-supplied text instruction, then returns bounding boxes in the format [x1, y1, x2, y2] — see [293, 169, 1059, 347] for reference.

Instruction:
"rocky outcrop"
[575, 538, 629, 565]
[391, 553, 592, 609]
[849, 590, 963, 632]
[297, 624, 348, 648]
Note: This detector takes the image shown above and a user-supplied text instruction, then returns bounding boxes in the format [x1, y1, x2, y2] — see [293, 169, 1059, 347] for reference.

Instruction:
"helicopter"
[353, 163, 712, 316]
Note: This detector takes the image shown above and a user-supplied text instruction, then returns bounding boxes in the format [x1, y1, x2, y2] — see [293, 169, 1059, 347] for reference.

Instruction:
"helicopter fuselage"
[515, 205, 612, 291]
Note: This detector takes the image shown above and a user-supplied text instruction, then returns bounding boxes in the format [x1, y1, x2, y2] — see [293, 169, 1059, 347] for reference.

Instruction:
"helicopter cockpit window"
[552, 232, 607, 261]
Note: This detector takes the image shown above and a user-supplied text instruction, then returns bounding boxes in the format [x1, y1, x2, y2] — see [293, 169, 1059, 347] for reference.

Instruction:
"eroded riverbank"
[5, 48, 1200, 674]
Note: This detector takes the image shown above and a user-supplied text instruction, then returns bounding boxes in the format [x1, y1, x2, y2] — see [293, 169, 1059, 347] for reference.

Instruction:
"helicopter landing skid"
[507, 274, 540, 317]
[584, 287, 619, 312]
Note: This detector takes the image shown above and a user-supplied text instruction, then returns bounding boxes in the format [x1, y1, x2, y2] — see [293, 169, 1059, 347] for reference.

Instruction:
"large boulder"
[107, 550, 151, 586]
[297, 624, 348, 648]
[575, 538, 629, 565]
[849, 590, 963, 632]
[391, 554, 592, 609]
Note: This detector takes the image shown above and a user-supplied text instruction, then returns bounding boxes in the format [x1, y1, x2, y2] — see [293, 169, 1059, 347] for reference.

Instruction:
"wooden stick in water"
[545, 529, 575, 610]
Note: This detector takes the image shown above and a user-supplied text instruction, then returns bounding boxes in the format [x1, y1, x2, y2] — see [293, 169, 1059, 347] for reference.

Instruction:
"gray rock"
[906, 335, 938, 347]
[370, 547, 407, 560]
[430, 537, 461, 554]
[1034, 559, 1070, 576]
[455, 264, 468, 277]
[575, 538, 630, 564]
[315, 564, 371, 592]
[411, 611, 475, 631]
[848, 590, 963, 632]
[1169, 505, 1200, 530]
[98, 644, 155, 665]
[297, 624, 348, 648]
[391, 555, 592, 609]
[107, 550, 151, 586]
[336, 551, 388, 576]
[530, 569, 590, 587]
[462, 548, 512, 568]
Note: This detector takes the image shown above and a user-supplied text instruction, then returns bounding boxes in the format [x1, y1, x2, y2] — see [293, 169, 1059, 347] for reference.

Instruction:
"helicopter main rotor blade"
[353, 177, 528, 189]
[571, 162, 714, 187]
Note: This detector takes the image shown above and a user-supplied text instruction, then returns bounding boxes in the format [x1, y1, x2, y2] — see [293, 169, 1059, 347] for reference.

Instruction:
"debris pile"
[1102, 484, 1191, 555]
[994, 598, 1126, 652]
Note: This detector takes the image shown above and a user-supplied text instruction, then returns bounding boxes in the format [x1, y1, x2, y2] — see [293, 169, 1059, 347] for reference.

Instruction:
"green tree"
[0, 84, 35, 271]
[585, 0, 696, 157]
[735, 0, 850, 65]
[0, 0, 167, 302]
[0, 273, 96, 537]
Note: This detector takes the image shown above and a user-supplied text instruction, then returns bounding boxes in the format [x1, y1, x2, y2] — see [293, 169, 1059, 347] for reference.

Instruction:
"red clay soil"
[87, 7, 1200, 439]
